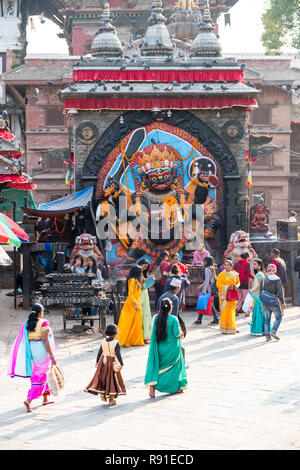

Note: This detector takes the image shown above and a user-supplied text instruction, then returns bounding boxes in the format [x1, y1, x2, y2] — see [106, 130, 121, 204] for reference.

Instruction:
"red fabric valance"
[6, 182, 36, 190]
[64, 97, 257, 111]
[0, 174, 36, 190]
[72, 69, 244, 83]
[0, 150, 24, 159]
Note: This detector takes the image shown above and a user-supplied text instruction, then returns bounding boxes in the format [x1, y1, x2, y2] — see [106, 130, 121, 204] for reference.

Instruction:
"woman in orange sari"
[117, 266, 144, 347]
[216, 260, 240, 334]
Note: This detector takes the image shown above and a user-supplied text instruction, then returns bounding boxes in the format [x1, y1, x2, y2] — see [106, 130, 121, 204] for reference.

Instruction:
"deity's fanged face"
[146, 167, 174, 192]
[133, 144, 182, 195]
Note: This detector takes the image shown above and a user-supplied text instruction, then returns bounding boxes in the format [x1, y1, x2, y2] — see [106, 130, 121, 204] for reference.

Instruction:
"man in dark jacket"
[164, 264, 190, 308]
[270, 248, 288, 288]
[260, 263, 286, 342]
[294, 255, 300, 306]
[158, 276, 188, 334]
[158, 277, 181, 318]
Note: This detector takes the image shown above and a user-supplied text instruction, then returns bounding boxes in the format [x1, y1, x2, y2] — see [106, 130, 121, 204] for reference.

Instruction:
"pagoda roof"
[1, 64, 73, 85]
[61, 80, 258, 98]
[244, 67, 300, 84]
[61, 55, 260, 111]
[0, 155, 20, 175]
[0, 138, 22, 155]
[0, 154, 35, 190]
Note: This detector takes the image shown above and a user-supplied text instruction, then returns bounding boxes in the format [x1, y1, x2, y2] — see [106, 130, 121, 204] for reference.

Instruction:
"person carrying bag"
[194, 256, 219, 325]
[259, 263, 285, 342]
[47, 364, 65, 396]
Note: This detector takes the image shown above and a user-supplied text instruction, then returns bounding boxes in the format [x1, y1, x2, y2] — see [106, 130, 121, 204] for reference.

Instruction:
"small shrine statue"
[250, 203, 270, 233]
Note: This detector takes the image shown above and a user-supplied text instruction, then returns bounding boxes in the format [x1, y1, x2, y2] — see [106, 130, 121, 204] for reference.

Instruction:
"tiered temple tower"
[60, 0, 259, 264]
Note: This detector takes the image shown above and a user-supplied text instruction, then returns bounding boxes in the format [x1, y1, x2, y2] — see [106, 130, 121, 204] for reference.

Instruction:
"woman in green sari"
[138, 259, 153, 344]
[145, 298, 187, 398]
[249, 259, 265, 336]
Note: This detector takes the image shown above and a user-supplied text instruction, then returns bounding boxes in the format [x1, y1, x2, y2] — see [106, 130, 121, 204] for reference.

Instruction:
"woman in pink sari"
[7, 304, 56, 413]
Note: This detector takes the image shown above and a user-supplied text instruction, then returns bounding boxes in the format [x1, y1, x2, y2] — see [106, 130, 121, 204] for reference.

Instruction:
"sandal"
[42, 401, 55, 406]
[149, 386, 155, 398]
[24, 400, 32, 413]
[172, 390, 183, 395]
[108, 399, 116, 406]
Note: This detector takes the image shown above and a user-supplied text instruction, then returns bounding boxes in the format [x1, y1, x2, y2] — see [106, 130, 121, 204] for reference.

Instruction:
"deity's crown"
[139, 145, 177, 170]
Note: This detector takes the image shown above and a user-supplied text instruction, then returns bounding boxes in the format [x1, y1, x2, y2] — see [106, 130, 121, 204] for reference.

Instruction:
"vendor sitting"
[85, 255, 103, 285]
[72, 254, 85, 274]
[192, 244, 210, 266]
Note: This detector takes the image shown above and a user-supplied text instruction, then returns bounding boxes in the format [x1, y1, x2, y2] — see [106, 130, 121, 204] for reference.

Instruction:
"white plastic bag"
[242, 293, 254, 313]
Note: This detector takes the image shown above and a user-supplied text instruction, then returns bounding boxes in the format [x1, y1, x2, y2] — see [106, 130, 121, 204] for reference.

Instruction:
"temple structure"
[0, 112, 35, 191]
[60, 0, 259, 266]
[0, 1, 238, 72]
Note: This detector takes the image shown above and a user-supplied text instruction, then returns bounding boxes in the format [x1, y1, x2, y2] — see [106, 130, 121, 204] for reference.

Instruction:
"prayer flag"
[65, 167, 73, 186]
[247, 169, 252, 188]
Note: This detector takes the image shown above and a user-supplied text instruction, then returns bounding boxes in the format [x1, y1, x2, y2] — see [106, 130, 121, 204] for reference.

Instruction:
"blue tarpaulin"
[22, 186, 94, 218]
[38, 186, 94, 211]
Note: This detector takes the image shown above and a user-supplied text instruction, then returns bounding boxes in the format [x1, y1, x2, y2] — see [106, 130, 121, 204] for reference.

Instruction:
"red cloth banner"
[6, 183, 36, 190]
[72, 69, 245, 83]
[0, 174, 36, 190]
[64, 97, 257, 111]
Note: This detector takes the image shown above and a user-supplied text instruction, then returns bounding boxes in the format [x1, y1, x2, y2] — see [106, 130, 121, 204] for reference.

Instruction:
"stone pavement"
[0, 290, 300, 450]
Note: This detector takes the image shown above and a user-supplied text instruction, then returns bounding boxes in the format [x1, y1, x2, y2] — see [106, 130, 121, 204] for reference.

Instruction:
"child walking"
[84, 324, 126, 405]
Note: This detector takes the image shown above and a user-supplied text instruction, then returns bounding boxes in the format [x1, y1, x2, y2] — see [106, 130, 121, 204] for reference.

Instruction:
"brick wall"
[249, 83, 293, 232]
[25, 85, 70, 206]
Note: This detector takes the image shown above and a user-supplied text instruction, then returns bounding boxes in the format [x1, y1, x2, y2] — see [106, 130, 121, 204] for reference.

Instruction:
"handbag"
[209, 278, 218, 296]
[208, 267, 218, 296]
[151, 263, 162, 283]
[196, 292, 211, 310]
[259, 279, 279, 306]
[226, 287, 239, 302]
[47, 364, 65, 396]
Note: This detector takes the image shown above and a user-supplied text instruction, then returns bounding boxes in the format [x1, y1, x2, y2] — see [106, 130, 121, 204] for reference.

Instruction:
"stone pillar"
[224, 176, 245, 240]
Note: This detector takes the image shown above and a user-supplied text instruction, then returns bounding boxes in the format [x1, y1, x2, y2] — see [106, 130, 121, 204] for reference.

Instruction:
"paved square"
[0, 292, 299, 450]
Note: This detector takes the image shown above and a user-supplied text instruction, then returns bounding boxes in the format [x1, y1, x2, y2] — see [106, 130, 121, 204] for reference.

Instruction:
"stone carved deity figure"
[250, 203, 270, 233]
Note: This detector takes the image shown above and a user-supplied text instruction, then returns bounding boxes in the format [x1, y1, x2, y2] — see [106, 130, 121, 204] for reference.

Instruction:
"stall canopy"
[22, 186, 94, 218]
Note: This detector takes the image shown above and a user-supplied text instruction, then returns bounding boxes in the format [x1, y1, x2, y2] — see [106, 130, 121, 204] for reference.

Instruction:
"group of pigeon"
[66, 80, 234, 94]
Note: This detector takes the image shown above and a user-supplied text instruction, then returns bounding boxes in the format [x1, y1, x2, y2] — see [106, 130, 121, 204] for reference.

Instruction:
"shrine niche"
[250, 202, 270, 234]
[93, 121, 224, 265]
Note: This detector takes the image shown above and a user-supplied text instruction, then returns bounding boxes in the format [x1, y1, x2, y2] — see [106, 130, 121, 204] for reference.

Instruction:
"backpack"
[151, 263, 162, 283]
[208, 267, 218, 296]
[259, 278, 279, 307]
